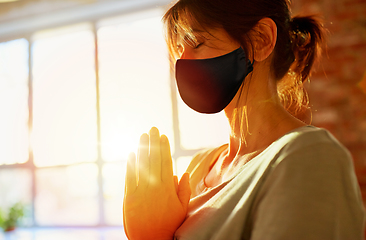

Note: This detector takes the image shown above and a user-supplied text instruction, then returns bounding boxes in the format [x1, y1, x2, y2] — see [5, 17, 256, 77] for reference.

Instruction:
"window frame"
[0, 2, 204, 228]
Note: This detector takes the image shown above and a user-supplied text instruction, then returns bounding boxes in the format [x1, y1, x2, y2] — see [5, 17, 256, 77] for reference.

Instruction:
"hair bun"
[288, 15, 325, 81]
[290, 17, 313, 49]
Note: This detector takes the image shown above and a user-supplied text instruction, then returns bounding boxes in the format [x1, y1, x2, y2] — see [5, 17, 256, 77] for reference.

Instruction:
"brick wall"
[291, 0, 366, 206]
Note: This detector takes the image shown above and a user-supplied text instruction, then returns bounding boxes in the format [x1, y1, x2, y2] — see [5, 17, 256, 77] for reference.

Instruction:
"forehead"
[164, 4, 237, 56]
[170, 6, 211, 35]
[172, 10, 228, 41]
[174, 15, 200, 36]
[176, 25, 233, 45]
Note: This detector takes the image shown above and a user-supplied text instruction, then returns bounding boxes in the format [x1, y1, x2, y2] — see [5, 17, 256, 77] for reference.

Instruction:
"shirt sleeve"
[250, 141, 365, 240]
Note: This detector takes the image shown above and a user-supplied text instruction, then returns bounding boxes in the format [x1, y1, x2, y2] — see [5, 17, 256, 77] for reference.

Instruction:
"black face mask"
[175, 47, 254, 114]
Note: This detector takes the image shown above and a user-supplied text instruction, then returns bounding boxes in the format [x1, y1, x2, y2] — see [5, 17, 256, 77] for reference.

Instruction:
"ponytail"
[289, 16, 325, 82]
[276, 15, 326, 118]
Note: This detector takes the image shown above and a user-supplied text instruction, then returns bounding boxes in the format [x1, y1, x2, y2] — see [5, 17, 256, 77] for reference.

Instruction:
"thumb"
[178, 172, 191, 211]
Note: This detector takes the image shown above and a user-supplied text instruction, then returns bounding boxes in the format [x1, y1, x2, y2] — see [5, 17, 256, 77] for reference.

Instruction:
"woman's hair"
[163, 0, 326, 123]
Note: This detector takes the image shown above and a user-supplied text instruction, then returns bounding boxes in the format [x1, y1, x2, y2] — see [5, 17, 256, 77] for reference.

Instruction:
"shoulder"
[251, 126, 365, 239]
[274, 126, 353, 169]
[262, 126, 362, 210]
[281, 126, 348, 152]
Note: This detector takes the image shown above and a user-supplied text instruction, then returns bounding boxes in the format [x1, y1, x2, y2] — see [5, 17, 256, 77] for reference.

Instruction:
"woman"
[123, 0, 365, 239]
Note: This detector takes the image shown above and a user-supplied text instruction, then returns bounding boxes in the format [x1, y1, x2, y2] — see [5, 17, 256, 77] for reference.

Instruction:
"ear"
[252, 18, 277, 62]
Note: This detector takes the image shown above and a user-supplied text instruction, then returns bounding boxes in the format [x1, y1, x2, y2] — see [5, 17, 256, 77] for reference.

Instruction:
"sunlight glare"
[98, 10, 174, 162]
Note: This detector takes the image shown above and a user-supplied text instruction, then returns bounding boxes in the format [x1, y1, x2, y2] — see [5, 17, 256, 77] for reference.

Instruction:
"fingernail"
[150, 127, 158, 136]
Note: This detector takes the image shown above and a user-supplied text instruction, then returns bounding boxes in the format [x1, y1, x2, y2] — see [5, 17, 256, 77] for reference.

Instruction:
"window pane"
[34, 230, 100, 240]
[103, 162, 125, 225]
[35, 163, 99, 226]
[98, 10, 173, 162]
[0, 169, 32, 226]
[0, 229, 33, 240]
[0, 228, 127, 240]
[175, 156, 192, 180]
[178, 97, 230, 149]
[0, 39, 29, 165]
[32, 25, 98, 167]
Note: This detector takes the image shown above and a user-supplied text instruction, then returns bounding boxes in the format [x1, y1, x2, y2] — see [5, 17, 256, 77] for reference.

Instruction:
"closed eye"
[194, 42, 203, 49]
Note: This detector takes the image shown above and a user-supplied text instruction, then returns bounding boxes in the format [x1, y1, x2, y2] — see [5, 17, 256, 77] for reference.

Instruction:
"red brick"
[290, 0, 366, 212]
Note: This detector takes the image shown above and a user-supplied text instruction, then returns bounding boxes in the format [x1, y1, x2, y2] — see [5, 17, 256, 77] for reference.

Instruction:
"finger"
[174, 175, 178, 194]
[125, 152, 137, 195]
[149, 127, 161, 183]
[178, 172, 191, 212]
[161, 135, 174, 183]
[138, 133, 149, 188]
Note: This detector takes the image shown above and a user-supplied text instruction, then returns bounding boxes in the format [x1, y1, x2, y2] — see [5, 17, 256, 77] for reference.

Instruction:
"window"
[0, 7, 229, 228]
[0, 38, 32, 226]
[0, 38, 29, 166]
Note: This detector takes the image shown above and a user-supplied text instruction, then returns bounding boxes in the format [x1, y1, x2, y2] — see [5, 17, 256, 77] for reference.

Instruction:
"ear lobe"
[253, 18, 277, 62]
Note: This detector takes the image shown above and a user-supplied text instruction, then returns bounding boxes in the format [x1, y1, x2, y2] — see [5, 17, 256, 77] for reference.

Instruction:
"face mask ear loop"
[247, 59, 254, 73]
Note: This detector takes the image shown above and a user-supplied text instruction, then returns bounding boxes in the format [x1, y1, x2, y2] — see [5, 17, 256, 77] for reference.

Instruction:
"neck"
[223, 72, 306, 164]
[228, 102, 304, 158]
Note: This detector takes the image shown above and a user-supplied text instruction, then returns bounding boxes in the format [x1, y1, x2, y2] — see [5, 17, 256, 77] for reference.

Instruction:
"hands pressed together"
[123, 127, 191, 240]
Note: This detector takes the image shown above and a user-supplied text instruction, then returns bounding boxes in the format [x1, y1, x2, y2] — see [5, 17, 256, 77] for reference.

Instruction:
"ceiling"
[0, 0, 101, 22]
[0, 0, 172, 41]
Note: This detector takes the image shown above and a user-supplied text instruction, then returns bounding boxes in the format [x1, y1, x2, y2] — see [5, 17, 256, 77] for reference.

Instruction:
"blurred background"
[291, 0, 366, 207]
[0, 0, 365, 239]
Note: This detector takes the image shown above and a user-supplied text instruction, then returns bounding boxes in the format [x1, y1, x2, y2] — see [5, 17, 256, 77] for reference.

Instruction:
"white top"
[174, 126, 365, 240]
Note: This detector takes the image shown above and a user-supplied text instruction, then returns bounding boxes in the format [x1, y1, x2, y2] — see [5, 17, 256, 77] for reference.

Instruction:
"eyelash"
[194, 43, 203, 49]
[176, 42, 202, 53]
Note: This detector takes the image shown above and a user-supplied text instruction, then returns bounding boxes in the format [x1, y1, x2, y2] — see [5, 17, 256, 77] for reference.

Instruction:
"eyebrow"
[192, 30, 214, 42]
[192, 28, 206, 33]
